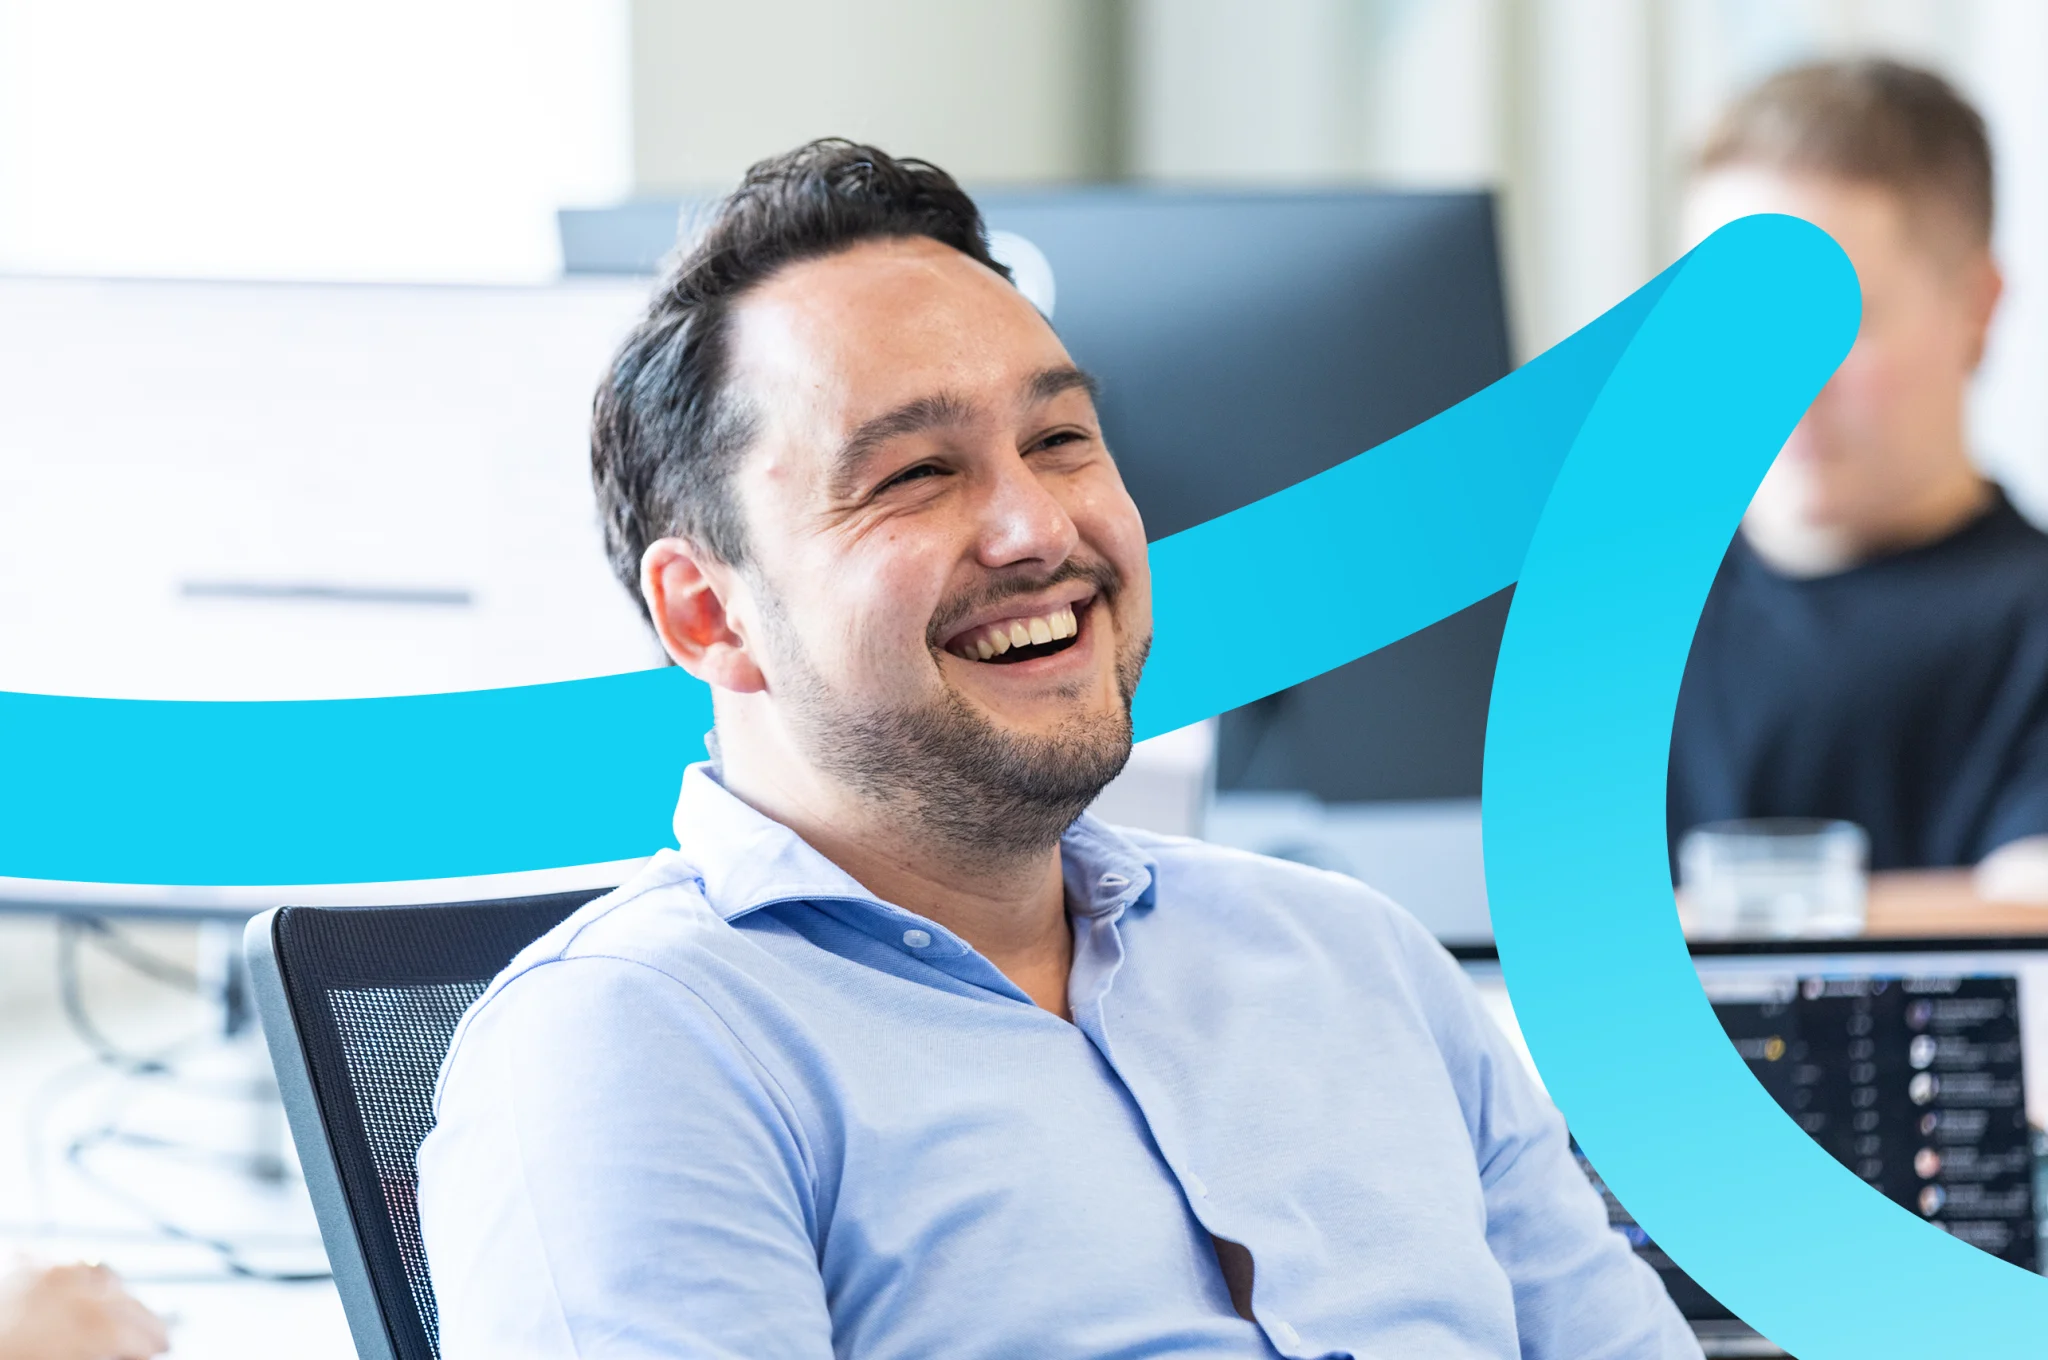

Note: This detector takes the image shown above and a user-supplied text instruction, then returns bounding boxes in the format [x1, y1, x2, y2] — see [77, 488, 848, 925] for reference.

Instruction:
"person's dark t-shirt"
[1668, 487, 2048, 871]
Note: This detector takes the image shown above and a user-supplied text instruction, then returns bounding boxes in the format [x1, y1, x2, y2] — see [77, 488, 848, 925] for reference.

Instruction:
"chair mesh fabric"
[273, 890, 607, 1360]
[327, 981, 490, 1353]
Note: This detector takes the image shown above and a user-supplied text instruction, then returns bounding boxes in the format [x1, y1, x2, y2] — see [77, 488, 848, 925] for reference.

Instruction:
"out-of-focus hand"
[0, 1261, 170, 1360]
[1976, 835, 2048, 904]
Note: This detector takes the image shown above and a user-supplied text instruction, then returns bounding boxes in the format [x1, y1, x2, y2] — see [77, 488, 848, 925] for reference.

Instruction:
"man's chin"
[791, 677, 1134, 860]
[962, 694, 1129, 745]
[968, 702, 1135, 790]
[1751, 476, 1849, 537]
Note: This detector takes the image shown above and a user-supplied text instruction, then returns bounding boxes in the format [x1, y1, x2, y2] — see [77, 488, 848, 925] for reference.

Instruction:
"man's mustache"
[925, 558, 1124, 649]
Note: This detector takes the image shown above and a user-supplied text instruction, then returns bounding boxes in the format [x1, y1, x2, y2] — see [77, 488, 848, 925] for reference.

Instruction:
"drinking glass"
[1678, 818, 1869, 940]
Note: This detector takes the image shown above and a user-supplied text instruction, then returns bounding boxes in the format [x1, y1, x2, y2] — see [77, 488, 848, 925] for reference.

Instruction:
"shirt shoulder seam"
[435, 871, 702, 1109]
[488, 949, 826, 1207]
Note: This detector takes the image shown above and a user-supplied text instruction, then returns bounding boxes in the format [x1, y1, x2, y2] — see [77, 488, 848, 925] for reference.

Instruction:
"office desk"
[1864, 869, 2048, 937]
[0, 860, 645, 922]
[1676, 871, 2048, 943]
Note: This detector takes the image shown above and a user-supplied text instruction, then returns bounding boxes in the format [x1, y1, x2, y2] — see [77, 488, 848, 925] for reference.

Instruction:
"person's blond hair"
[1698, 58, 1993, 260]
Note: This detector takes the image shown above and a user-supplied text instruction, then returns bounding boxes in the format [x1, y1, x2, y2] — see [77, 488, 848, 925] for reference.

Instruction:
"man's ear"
[1963, 253, 2004, 372]
[641, 537, 768, 694]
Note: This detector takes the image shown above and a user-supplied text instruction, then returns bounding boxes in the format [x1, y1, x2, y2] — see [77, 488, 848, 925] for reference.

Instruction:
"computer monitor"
[561, 188, 1515, 938]
[1463, 938, 2048, 1354]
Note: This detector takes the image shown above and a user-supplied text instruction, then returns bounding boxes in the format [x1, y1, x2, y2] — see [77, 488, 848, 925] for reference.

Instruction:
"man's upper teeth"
[954, 604, 1079, 658]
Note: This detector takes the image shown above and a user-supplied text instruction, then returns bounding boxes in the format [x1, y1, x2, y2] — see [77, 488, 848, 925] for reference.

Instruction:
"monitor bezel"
[1449, 934, 2048, 965]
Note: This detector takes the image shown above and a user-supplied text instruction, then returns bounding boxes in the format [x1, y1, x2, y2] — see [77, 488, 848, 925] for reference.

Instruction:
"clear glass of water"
[1678, 818, 1869, 940]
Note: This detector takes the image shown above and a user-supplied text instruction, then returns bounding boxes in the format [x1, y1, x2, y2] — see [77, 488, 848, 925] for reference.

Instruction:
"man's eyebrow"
[829, 391, 978, 498]
[1026, 364, 1101, 405]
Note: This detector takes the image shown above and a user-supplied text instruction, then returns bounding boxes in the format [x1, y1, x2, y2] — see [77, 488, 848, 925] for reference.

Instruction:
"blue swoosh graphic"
[0, 248, 1671, 887]
[4, 215, 2037, 1348]
[1485, 215, 2048, 1352]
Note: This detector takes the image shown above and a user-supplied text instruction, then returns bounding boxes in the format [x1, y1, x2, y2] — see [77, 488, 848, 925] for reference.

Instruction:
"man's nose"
[973, 454, 1080, 569]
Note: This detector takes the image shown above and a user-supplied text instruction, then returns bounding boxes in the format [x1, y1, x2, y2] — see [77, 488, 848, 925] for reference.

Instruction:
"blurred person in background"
[1669, 58, 2048, 898]
[0, 1261, 167, 1360]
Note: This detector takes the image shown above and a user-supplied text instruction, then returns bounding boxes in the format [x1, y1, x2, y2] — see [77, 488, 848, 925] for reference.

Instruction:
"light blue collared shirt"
[418, 764, 1698, 1359]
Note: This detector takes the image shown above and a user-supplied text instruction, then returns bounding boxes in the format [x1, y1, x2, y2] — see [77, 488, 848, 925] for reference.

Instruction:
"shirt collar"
[669, 762, 878, 919]
[1058, 811, 1160, 923]
[669, 760, 1160, 926]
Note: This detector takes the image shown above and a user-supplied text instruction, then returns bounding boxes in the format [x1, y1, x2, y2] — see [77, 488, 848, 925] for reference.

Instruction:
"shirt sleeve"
[416, 955, 834, 1360]
[1390, 914, 1705, 1360]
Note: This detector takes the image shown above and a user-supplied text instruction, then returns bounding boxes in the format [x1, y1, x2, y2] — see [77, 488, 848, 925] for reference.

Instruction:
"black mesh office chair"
[245, 890, 610, 1360]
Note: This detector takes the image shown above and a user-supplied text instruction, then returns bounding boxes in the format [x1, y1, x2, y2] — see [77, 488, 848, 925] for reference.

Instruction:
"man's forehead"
[726, 237, 1066, 427]
[1684, 165, 1941, 272]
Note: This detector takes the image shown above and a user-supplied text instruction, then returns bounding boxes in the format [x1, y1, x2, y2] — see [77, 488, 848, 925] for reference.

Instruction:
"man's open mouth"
[944, 599, 1087, 665]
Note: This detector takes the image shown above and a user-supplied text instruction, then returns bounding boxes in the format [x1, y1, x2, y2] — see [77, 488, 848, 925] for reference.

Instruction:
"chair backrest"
[245, 890, 608, 1360]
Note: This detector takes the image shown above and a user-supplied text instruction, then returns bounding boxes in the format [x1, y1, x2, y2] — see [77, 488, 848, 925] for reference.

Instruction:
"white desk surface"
[2, 942, 351, 1358]
[0, 858, 647, 919]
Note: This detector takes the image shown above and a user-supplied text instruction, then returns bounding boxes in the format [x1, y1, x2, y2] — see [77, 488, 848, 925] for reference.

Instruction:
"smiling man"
[416, 141, 1697, 1359]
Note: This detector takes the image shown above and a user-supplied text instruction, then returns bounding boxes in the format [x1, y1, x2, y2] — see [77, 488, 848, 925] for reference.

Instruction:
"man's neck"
[717, 754, 1076, 1019]
[1744, 467, 1993, 578]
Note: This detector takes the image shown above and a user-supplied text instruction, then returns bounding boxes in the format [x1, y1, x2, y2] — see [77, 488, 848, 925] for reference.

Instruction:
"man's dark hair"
[591, 139, 1012, 617]
[1697, 58, 1994, 261]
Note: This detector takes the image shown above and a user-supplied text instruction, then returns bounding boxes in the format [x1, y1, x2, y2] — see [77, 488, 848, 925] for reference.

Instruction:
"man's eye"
[1033, 429, 1087, 452]
[878, 463, 943, 492]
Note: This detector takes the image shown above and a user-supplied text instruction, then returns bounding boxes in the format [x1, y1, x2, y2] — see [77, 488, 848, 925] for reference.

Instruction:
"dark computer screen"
[1465, 940, 2048, 1358]
[562, 188, 1514, 805]
[1470, 943, 2048, 1333]
[1691, 946, 2042, 1271]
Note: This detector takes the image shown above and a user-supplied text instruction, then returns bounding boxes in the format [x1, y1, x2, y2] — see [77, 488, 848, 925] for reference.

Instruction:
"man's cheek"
[844, 578, 940, 675]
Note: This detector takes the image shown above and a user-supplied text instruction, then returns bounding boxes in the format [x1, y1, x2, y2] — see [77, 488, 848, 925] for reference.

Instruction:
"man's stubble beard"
[755, 574, 1150, 866]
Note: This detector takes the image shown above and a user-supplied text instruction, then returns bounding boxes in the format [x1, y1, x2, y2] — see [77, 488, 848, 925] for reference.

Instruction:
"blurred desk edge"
[1860, 868, 2048, 938]
[0, 858, 647, 920]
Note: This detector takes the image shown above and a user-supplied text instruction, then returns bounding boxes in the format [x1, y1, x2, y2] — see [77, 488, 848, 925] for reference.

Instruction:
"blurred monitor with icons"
[561, 186, 1515, 942]
[1466, 937, 2048, 1357]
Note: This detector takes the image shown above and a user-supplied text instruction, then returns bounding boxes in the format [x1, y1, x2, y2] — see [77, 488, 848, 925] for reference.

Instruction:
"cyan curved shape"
[0, 251, 1672, 886]
[5, 213, 2040, 1346]
[1483, 215, 2048, 1352]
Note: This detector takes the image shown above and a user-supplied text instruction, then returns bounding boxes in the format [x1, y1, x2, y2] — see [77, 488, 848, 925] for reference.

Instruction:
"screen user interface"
[1467, 947, 2048, 1317]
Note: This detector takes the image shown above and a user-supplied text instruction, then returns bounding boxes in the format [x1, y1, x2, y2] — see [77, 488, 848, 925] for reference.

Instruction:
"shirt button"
[901, 928, 932, 948]
[1272, 1319, 1301, 1347]
[1184, 1170, 1209, 1198]
[1100, 872, 1129, 890]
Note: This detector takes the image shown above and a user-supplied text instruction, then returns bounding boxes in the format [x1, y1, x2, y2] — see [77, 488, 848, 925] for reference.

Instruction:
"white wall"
[1524, 0, 1656, 356]
[1131, 0, 1508, 187]
[628, 0, 1119, 191]
[1131, 0, 1365, 182]
[1361, 0, 1504, 189]
[0, 0, 632, 282]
